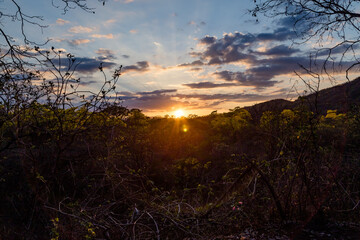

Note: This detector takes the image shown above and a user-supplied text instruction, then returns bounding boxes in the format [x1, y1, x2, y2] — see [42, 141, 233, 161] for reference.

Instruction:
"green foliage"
[1, 102, 360, 239]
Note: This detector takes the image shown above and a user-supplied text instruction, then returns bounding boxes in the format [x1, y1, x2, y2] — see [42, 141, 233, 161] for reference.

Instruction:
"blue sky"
[3, 0, 352, 116]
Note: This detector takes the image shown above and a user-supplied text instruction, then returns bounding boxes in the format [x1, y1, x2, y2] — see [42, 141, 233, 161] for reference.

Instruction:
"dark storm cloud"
[183, 81, 238, 89]
[122, 61, 149, 73]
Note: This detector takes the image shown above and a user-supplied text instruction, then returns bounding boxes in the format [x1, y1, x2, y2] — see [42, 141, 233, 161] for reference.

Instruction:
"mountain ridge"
[243, 77, 360, 120]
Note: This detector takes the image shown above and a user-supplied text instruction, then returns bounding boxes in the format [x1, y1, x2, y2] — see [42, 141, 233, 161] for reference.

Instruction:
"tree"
[0, 0, 120, 153]
[0, 2, 124, 238]
[251, 0, 360, 79]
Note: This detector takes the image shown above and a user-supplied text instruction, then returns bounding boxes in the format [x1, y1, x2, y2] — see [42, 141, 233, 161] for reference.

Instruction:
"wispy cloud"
[117, 87, 297, 111]
[95, 48, 117, 60]
[56, 18, 70, 25]
[177, 60, 204, 67]
[118, 89, 186, 111]
[69, 26, 94, 34]
[66, 39, 92, 46]
[137, 89, 177, 95]
[104, 19, 117, 27]
[91, 33, 114, 39]
[183, 82, 238, 89]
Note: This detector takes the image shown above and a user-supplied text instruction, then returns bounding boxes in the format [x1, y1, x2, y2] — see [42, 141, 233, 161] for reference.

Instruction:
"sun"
[174, 109, 185, 118]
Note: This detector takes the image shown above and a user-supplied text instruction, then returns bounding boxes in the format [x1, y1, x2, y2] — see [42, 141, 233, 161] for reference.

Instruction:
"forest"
[1, 0, 360, 239]
[1, 81, 360, 239]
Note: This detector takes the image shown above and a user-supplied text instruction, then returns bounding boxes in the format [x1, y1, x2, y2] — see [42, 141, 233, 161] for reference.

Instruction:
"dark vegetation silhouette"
[251, 0, 360, 80]
[0, 1, 360, 239]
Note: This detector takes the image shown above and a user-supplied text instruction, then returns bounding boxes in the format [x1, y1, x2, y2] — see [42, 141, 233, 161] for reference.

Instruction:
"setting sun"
[174, 109, 185, 118]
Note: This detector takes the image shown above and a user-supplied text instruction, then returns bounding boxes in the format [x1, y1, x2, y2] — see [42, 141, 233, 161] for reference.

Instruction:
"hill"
[244, 77, 360, 120]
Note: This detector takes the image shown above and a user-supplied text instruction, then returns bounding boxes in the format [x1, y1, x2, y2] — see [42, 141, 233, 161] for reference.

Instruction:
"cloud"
[104, 19, 117, 27]
[91, 33, 114, 39]
[254, 45, 300, 56]
[175, 92, 287, 102]
[315, 43, 360, 57]
[56, 18, 70, 25]
[125, 95, 186, 110]
[95, 48, 117, 60]
[76, 58, 116, 73]
[122, 54, 130, 59]
[196, 32, 258, 65]
[51, 57, 117, 74]
[189, 67, 202, 71]
[214, 70, 278, 88]
[116, 91, 137, 100]
[129, 29, 138, 34]
[67, 39, 92, 46]
[277, 15, 312, 36]
[213, 56, 311, 88]
[69, 26, 94, 33]
[183, 82, 238, 89]
[122, 61, 149, 73]
[77, 80, 98, 86]
[118, 89, 186, 111]
[256, 27, 296, 42]
[118, 86, 298, 111]
[188, 20, 207, 28]
[177, 60, 204, 67]
[199, 36, 216, 45]
[137, 89, 177, 95]
[175, 18, 310, 88]
[193, 18, 299, 66]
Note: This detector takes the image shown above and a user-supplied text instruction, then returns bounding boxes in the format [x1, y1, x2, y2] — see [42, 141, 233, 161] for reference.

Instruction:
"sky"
[3, 0, 354, 116]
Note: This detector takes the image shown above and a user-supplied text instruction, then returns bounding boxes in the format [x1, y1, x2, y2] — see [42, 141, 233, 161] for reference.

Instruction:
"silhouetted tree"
[251, 0, 360, 79]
